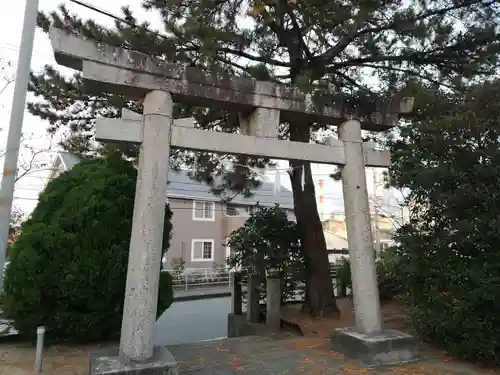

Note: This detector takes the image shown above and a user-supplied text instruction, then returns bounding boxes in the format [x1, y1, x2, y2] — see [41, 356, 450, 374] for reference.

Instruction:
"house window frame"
[192, 200, 215, 221]
[224, 204, 240, 217]
[191, 239, 215, 262]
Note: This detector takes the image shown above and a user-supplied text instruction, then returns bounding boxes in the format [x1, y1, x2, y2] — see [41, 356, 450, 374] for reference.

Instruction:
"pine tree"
[30, 0, 500, 316]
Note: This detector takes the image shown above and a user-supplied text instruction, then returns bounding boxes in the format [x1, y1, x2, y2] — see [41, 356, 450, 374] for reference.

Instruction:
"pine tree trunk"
[289, 123, 340, 317]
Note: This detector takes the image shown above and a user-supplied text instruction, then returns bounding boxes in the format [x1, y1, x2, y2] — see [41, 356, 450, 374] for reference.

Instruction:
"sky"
[0, 0, 405, 220]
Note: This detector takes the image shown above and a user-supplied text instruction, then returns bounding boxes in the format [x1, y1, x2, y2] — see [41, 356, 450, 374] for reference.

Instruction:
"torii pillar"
[329, 119, 419, 366]
[119, 90, 173, 363]
[89, 91, 180, 375]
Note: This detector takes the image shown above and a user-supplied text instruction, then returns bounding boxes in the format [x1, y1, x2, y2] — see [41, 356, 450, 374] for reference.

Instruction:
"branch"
[344, 63, 459, 90]
[288, 10, 312, 59]
[217, 47, 291, 68]
[13, 136, 56, 183]
[316, 0, 494, 66]
[0, 78, 14, 96]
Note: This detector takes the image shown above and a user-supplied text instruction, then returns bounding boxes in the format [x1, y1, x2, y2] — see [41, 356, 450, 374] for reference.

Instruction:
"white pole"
[34, 326, 45, 373]
[0, 0, 39, 290]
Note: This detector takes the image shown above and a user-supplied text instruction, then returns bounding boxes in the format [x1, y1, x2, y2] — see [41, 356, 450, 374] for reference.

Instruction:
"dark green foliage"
[226, 205, 305, 303]
[335, 248, 404, 301]
[375, 247, 404, 301]
[336, 258, 351, 293]
[389, 81, 500, 364]
[2, 153, 173, 343]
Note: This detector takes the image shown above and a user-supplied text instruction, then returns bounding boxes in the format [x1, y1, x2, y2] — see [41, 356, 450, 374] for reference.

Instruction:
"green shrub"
[376, 247, 404, 301]
[389, 82, 500, 364]
[2, 153, 173, 343]
[336, 257, 351, 295]
[226, 204, 306, 304]
[396, 224, 500, 364]
[334, 248, 404, 301]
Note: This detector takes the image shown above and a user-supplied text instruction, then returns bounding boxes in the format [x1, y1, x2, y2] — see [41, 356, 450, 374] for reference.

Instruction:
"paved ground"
[1, 295, 498, 375]
[170, 335, 499, 375]
[155, 295, 231, 346]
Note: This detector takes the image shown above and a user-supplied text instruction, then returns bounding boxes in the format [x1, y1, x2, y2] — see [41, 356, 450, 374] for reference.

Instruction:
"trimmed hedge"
[2, 153, 173, 342]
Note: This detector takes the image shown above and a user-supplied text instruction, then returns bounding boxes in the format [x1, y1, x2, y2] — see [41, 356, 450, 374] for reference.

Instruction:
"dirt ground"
[0, 340, 112, 375]
[281, 297, 500, 375]
[0, 298, 497, 375]
[281, 297, 413, 338]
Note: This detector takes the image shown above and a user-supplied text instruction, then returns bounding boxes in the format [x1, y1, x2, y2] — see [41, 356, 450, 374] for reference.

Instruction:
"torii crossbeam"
[49, 27, 413, 132]
[96, 109, 390, 168]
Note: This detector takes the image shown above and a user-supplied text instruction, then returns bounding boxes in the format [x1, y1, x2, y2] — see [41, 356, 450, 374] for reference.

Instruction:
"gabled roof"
[58, 152, 83, 170]
[167, 170, 294, 209]
[53, 152, 294, 209]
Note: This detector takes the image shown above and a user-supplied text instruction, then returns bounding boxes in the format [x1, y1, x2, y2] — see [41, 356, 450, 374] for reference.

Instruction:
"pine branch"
[355, 63, 460, 90]
[315, 0, 496, 67]
[217, 47, 291, 67]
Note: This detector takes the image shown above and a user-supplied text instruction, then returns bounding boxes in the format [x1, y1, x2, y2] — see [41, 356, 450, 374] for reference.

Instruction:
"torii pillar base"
[331, 328, 419, 367]
[90, 346, 179, 375]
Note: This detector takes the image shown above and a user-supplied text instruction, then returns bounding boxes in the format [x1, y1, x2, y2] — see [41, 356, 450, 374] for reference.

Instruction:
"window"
[193, 201, 215, 221]
[225, 204, 239, 216]
[224, 204, 257, 217]
[191, 240, 214, 261]
[246, 206, 257, 215]
[380, 242, 392, 251]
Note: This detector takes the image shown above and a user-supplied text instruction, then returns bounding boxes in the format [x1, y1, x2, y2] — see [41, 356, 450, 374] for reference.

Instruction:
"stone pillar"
[239, 107, 280, 138]
[231, 272, 242, 315]
[337, 120, 382, 334]
[266, 275, 281, 330]
[246, 275, 260, 323]
[119, 90, 173, 362]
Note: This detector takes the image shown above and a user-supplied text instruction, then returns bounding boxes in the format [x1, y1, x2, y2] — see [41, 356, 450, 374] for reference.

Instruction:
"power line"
[67, 0, 171, 42]
[0, 42, 55, 63]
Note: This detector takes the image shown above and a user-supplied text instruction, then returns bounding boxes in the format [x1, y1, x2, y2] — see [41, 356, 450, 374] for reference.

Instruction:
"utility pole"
[372, 168, 381, 255]
[0, 0, 39, 289]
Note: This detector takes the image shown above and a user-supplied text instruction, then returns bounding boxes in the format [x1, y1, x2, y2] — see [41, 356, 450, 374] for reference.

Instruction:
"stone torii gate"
[48, 27, 417, 374]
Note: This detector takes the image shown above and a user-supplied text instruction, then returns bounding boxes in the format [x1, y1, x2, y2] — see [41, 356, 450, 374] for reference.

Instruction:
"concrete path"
[169, 335, 497, 375]
[155, 296, 231, 346]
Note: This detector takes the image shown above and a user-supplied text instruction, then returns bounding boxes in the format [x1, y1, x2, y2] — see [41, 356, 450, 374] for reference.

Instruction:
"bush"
[334, 248, 404, 301]
[389, 82, 500, 364]
[226, 204, 306, 304]
[2, 153, 173, 342]
[336, 257, 351, 295]
[376, 247, 404, 301]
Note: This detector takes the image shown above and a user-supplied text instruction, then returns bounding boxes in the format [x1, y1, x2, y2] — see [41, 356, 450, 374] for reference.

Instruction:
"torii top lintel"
[48, 27, 413, 132]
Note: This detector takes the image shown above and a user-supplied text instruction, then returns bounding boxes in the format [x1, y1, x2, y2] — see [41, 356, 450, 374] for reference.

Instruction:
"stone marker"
[247, 276, 260, 323]
[266, 276, 281, 331]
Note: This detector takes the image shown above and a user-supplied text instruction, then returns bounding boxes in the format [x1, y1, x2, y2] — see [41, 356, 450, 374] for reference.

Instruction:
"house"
[46, 152, 295, 271]
[47, 152, 82, 180]
[322, 213, 396, 262]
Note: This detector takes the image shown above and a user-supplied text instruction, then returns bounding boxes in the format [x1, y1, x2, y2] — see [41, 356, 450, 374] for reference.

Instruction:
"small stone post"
[231, 272, 242, 315]
[119, 90, 173, 362]
[336, 120, 382, 335]
[266, 270, 281, 330]
[246, 275, 260, 323]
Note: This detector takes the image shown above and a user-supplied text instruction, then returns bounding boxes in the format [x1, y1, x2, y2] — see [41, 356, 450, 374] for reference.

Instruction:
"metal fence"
[164, 268, 233, 291]
[163, 264, 350, 296]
